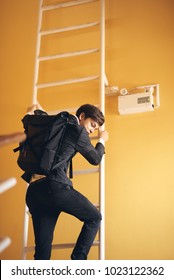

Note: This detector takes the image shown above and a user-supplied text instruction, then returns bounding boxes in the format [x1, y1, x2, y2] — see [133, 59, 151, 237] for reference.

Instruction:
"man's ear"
[79, 112, 85, 120]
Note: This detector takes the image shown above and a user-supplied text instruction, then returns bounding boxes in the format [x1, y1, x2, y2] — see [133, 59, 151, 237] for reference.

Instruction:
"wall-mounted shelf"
[0, 178, 17, 194]
[0, 237, 11, 253]
[0, 132, 25, 254]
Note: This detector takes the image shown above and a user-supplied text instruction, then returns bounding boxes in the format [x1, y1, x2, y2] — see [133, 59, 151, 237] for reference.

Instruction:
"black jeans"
[26, 178, 102, 260]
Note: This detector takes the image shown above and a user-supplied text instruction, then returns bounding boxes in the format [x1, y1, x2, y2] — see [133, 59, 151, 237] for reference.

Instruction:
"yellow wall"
[0, 0, 174, 260]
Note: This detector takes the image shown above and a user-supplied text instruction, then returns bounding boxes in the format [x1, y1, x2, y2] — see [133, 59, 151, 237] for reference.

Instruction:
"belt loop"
[69, 158, 73, 178]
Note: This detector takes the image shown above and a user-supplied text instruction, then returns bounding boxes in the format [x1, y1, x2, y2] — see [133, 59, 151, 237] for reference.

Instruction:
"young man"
[26, 104, 108, 260]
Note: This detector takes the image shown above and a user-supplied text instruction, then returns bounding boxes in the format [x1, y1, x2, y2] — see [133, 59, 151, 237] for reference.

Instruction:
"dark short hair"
[76, 104, 105, 126]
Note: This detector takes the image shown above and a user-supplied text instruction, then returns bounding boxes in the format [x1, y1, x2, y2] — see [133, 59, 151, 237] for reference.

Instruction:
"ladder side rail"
[22, 0, 43, 260]
[99, 0, 105, 260]
[32, 0, 43, 105]
[22, 204, 30, 260]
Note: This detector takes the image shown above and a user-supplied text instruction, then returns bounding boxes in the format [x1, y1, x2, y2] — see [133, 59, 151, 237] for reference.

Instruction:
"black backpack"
[14, 110, 71, 183]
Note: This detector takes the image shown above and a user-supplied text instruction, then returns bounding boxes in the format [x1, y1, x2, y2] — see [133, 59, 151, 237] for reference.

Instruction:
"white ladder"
[22, 0, 106, 260]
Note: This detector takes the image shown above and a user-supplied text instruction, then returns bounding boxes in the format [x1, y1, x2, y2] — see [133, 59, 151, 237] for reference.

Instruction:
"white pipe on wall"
[99, 0, 105, 260]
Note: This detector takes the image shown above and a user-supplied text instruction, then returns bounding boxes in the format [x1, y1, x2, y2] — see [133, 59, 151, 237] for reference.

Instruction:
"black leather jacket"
[48, 115, 105, 186]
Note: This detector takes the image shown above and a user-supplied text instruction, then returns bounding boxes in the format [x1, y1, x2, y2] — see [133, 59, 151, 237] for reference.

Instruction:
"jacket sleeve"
[75, 127, 105, 165]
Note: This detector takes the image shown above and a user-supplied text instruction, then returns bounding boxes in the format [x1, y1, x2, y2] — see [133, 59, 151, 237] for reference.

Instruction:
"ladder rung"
[94, 203, 99, 208]
[48, 107, 78, 115]
[37, 75, 99, 89]
[39, 48, 99, 62]
[48, 104, 99, 115]
[24, 240, 99, 252]
[40, 21, 100, 36]
[74, 167, 99, 175]
[52, 240, 99, 250]
[90, 135, 99, 140]
[42, 0, 97, 11]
